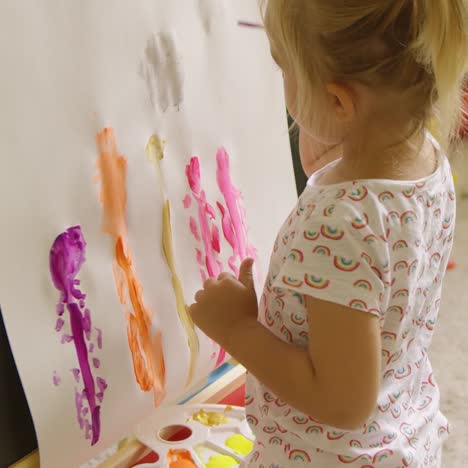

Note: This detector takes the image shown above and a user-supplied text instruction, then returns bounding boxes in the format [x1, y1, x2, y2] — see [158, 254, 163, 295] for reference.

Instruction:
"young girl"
[190, 1, 468, 466]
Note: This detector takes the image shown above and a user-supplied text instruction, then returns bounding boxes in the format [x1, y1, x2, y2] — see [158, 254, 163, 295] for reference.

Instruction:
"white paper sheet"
[0, 1, 296, 466]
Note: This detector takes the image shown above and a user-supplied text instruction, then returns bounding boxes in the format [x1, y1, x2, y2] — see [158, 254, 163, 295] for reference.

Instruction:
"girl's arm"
[226, 296, 381, 431]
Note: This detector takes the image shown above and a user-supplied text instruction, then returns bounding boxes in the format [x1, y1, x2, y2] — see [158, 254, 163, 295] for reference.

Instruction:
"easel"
[10, 364, 246, 468]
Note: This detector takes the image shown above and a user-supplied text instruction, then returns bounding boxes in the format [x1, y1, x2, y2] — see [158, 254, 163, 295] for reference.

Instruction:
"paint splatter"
[146, 135, 199, 388]
[52, 371, 61, 387]
[183, 195, 192, 209]
[49, 226, 104, 445]
[96, 128, 165, 405]
[225, 434, 254, 456]
[167, 449, 197, 468]
[184, 148, 258, 368]
[140, 33, 184, 112]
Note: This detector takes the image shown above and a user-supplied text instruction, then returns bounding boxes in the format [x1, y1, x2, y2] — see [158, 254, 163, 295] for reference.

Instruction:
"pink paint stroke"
[214, 148, 257, 367]
[185, 157, 222, 279]
[189, 217, 201, 242]
[49, 226, 106, 446]
[216, 147, 258, 269]
[183, 148, 258, 369]
[183, 194, 192, 209]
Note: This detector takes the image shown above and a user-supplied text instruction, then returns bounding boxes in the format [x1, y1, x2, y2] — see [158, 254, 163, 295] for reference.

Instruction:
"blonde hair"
[263, 0, 468, 151]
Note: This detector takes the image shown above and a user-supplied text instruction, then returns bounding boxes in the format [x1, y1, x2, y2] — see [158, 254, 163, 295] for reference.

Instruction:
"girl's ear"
[326, 83, 356, 123]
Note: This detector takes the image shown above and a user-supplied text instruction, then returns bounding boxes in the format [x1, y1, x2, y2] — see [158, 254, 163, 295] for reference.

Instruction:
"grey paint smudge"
[139, 33, 184, 112]
[197, 0, 223, 33]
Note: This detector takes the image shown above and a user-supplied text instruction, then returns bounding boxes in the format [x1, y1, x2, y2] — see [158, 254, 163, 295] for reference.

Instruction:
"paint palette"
[135, 404, 254, 467]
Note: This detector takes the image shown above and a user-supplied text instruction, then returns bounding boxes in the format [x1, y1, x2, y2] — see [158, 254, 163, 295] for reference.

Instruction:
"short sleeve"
[272, 200, 388, 319]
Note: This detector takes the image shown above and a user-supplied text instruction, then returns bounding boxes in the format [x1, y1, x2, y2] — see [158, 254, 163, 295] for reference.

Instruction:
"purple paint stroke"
[71, 368, 81, 383]
[55, 317, 65, 332]
[49, 226, 104, 446]
[97, 377, 108, 393]
[62, 334, 74, 344]
[53, 371, 61, 386]
[96, 328, 103, 349]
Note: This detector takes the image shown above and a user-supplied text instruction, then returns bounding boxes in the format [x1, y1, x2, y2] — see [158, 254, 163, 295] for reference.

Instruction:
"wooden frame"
[10, 364, 246, 468]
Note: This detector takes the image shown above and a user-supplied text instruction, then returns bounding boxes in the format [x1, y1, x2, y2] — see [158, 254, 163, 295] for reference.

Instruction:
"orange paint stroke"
[96, 127, 165, 405]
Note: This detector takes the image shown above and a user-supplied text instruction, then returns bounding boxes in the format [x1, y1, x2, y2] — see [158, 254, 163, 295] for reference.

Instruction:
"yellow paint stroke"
[192, 408, 228, 427]
[96, 128, 165, 405]
[225, 434, 254, 456]
[146, 135, 199, 387]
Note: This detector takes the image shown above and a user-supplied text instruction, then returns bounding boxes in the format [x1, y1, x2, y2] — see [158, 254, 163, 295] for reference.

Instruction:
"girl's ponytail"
[412, 0, 468, 148]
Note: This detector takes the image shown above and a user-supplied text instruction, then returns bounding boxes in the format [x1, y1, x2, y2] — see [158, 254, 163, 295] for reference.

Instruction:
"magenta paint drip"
[49, 226, 106, 445]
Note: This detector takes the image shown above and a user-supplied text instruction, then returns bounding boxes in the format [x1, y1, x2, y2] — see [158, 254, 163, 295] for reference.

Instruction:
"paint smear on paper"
[49, 226, 105, 445]
[184, 157, 224, 366]
[225, 434, 254, 456]
[185, 157, 223, 279]
[197, 0, 223, 33]
[52, 371, 61, 386]
[140, 33, 184, 112]
[146, 135, 199, 387]
[167, 449, 197, 468]
[184, 148, 258, 368]
[96, 128, 165, 405]
[205, 455, 238, 468]
[191, 408, 228, 427]
[216, 147, 258, 277]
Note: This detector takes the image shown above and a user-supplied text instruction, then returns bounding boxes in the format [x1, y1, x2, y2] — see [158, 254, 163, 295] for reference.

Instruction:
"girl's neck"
[326, 124, 437, 184]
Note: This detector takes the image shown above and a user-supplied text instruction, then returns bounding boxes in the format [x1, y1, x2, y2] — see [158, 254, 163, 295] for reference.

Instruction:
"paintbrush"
[237, 20, 264, 29]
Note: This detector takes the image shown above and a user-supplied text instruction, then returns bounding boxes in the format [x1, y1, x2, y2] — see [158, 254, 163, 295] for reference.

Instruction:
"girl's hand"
[189, 259, 258, 348]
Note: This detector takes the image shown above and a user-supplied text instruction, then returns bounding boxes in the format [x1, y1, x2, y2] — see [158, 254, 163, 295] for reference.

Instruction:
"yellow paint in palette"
[205, 454, 238, 468]
[225, 434, 254, 456]
[192, 408, 228, 427]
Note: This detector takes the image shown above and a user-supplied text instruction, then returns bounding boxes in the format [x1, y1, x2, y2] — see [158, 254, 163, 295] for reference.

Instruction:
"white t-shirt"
[245, 140, 455, 467]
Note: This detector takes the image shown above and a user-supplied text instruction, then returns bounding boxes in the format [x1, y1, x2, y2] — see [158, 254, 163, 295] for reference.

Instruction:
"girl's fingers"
[195, 290, 205, 302]
[218, 272, 235, 281]
[203, 278, 217, 289]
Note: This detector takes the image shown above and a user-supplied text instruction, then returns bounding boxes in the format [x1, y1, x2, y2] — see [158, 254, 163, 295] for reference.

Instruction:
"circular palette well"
[135, 404, 254, 467]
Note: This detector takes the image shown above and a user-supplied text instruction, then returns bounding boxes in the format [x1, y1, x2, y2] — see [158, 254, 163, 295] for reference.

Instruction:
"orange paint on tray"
[167, 449, 197, 468]
[96, 128, 165, 405]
